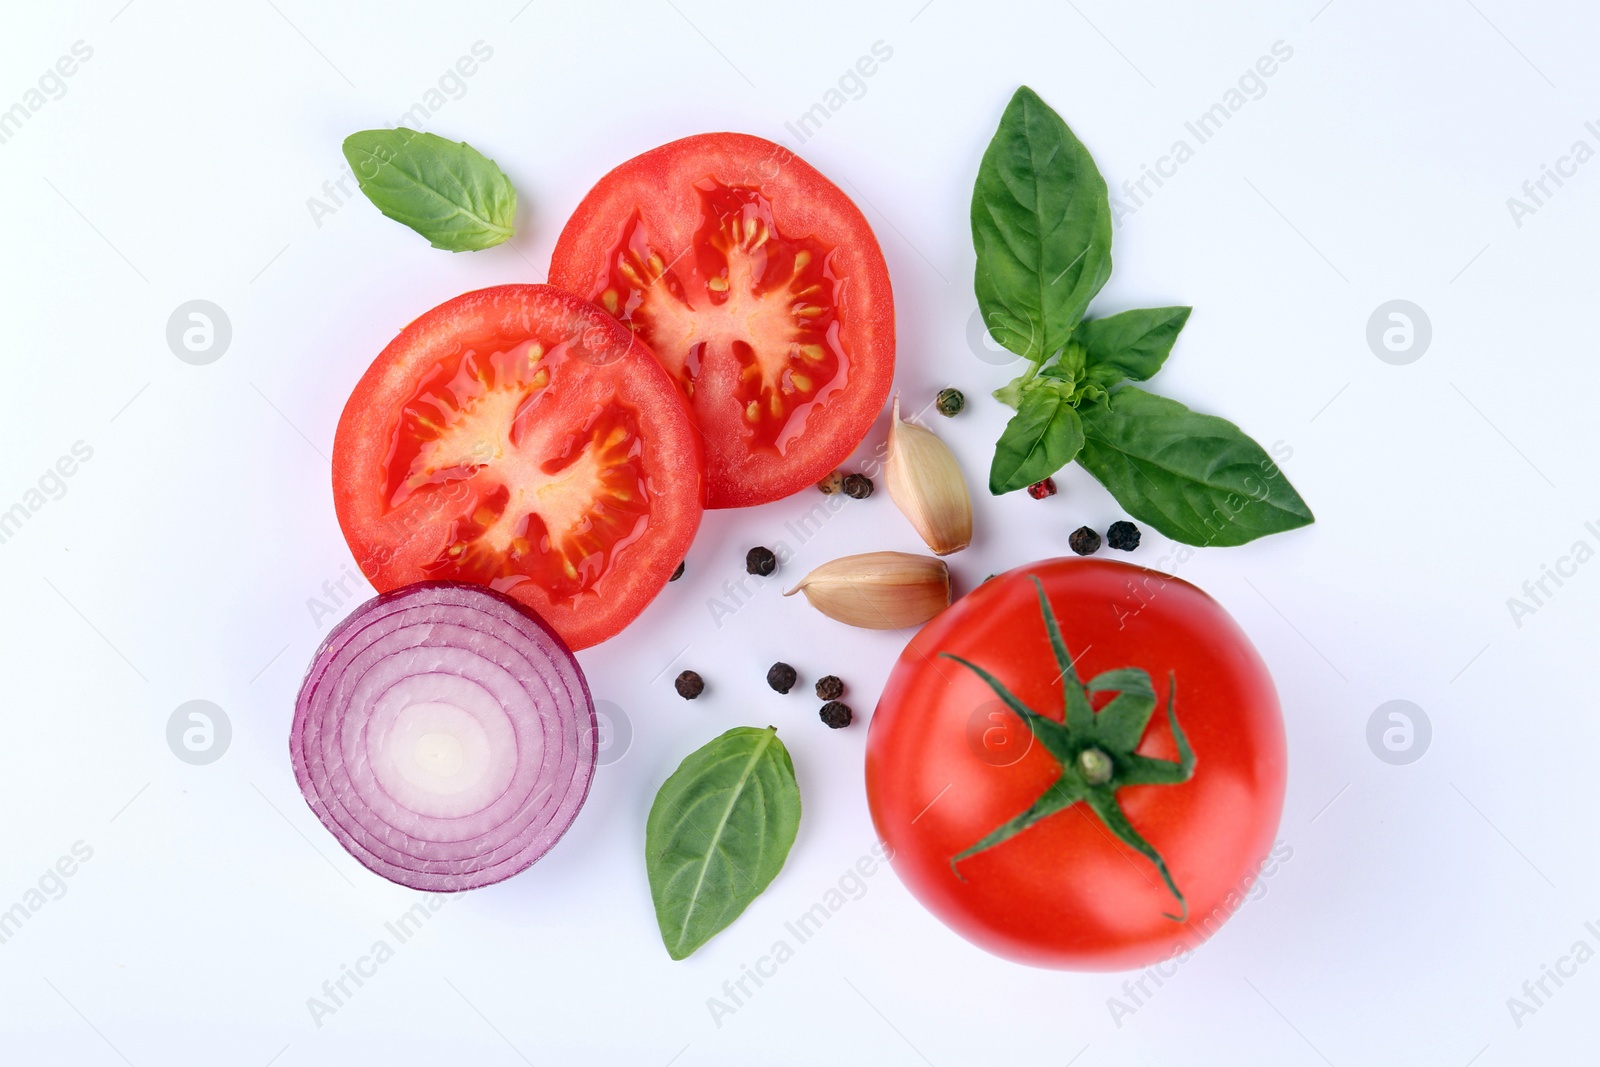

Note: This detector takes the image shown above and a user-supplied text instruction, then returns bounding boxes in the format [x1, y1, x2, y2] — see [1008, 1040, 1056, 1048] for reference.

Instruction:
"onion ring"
[291, 581, 596, 890]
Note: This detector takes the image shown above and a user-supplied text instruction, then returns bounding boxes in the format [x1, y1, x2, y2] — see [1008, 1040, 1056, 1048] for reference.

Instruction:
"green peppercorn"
[936, 388, 965, 417]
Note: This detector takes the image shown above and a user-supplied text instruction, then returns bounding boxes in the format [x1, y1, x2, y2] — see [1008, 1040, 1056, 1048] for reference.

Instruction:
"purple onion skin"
[291, 581, 597, 891]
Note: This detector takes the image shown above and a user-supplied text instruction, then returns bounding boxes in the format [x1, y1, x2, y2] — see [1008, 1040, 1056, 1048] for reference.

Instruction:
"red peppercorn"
[1027, 478, 1057, 499]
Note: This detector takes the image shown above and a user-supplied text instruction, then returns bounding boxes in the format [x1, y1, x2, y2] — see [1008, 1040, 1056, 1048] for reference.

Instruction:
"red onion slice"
[291, 581, 596, 890]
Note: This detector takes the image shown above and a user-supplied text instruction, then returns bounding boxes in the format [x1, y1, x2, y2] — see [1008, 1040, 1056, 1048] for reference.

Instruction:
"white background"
[1, 1, 1595, 1063]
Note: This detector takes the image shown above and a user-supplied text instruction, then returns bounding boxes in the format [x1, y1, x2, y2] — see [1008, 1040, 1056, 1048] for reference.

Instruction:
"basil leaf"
[1077, 387, 1313, 546]
[990, 381, 1084, 494]
[645, 726, 801, 960]
[342, 129, 516, 251]
[1040, 339, 1088, 385]
[972, 87, 1112, 363]
[1077, 306, 1192, 388]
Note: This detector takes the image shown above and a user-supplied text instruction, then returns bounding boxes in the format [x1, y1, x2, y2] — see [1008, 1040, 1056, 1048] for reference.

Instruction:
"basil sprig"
[342, 129, 516, 251]
[645, 726, 801, 960]
[973, 87, 1312, 545]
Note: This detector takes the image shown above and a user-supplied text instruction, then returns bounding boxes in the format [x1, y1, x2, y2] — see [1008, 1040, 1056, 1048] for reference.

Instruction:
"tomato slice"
[333, 284, 703, 650]
[549, 133, 895, 508]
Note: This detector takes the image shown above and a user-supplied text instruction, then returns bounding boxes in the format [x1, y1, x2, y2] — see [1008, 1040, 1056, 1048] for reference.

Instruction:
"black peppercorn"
[669, 560, 685, 581]
[819, 701, 853, 728]
[674, 670, 704, 699]
[1107, 521, 1141, 551]
[745, 546, 777, 576]
[814, 674, 844, 701]
[936, 387, 965, 417]
[842, 473, 874, 499]
[1069, 526, 1101, 556]
[767, 662, 798, 694]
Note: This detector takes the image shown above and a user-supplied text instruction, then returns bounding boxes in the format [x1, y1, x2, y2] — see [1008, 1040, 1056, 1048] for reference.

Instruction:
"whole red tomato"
[866, 558, 1286, 970]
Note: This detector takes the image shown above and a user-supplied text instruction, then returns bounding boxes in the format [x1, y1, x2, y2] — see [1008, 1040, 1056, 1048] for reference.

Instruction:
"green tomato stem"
[939, 576, 1197, 920]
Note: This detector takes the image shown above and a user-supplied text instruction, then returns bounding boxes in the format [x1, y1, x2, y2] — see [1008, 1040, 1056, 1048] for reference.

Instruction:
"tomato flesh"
[333, 285, 703, 651]
[384, 339, 651, 600]
[595, 182, 845, 454]
[550, 134, 894, 508]
[866, 558, 1287, 970]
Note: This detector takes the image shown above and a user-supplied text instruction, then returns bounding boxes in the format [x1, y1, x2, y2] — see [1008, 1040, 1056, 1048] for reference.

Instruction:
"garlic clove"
[783, 551, 951, 630]
[885, 396, 972, 556]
